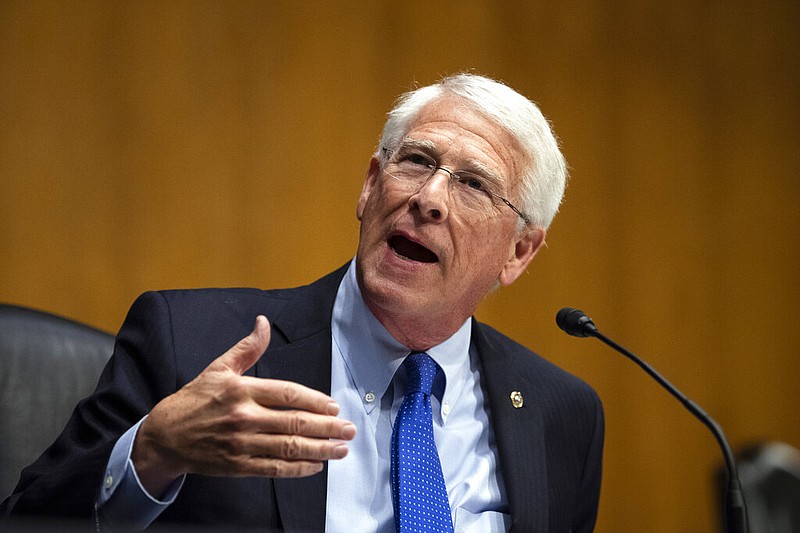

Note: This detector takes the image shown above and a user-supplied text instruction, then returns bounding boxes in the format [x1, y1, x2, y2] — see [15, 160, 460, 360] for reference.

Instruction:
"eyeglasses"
[381, 147, 530, 224]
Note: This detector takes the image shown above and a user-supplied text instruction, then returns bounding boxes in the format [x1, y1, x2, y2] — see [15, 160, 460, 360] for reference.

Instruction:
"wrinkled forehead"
[402, 95, 526, 185]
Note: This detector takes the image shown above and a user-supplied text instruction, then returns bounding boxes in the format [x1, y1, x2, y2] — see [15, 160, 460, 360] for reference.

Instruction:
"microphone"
[555, 307, 598, 337]
[556, 307, 748, 533]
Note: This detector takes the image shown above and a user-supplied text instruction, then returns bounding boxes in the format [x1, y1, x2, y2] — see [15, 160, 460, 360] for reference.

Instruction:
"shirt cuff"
[95, 417, 185, 530]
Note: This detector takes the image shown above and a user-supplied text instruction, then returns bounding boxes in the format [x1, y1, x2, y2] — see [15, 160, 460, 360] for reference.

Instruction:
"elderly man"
[2, 74, 603, 532]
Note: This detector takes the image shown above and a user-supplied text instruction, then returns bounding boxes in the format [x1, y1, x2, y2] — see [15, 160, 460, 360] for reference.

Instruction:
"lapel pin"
[509, 390, 524, 409]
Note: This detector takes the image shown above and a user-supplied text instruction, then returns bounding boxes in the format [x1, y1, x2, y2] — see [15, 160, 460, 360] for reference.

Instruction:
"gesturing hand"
[131, 315, 356, 497]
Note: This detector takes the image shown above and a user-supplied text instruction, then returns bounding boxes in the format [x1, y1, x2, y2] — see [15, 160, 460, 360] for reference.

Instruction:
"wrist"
[131, 417, 184, 498]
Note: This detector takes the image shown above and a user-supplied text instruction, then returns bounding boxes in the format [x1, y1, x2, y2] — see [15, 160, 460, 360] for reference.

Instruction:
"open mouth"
[389, 235, 438, 263]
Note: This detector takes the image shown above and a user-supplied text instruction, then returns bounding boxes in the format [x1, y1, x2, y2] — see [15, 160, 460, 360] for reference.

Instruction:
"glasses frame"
[381, 147, 531, 225]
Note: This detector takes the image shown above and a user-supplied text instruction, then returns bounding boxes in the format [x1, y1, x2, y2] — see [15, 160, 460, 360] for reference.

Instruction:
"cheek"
[452, 225, 515, 271]
[363, 185, 409, 221]
[359, 184, 385, 222]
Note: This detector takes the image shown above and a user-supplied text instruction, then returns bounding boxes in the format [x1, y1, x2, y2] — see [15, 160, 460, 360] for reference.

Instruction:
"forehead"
[402, 96, 523, 185]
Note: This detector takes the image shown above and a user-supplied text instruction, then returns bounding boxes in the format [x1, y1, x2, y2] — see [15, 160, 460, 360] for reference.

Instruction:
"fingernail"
[341, 423, 356, 440]
[333, 443, 349, 459]
[327, 401, 340, 416]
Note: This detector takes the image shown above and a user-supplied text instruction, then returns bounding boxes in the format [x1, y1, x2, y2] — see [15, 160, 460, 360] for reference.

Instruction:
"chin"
[360, 269, 430, 315]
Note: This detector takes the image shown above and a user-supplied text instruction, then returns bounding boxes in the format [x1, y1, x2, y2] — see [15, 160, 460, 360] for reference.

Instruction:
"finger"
[248, 458, 325, 479]
[246, 409, 357, 441]
[216, 315, 272, 376]
[241, 376, 341, 416]
[194, 455, 326, 479]
[234, 433, 350, 463]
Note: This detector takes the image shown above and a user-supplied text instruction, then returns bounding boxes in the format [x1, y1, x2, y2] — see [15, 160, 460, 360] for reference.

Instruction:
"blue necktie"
[391, 352, 454, 533]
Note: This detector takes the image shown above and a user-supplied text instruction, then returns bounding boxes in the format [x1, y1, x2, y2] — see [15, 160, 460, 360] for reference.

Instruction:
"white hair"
[375, 73, 568, 230]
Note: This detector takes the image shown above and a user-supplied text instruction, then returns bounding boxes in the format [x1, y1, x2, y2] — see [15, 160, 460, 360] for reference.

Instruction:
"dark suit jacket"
[2, 264, 603, 532]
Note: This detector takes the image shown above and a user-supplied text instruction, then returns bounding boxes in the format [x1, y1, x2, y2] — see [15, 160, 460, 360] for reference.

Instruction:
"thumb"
[216, 315, 271, 375]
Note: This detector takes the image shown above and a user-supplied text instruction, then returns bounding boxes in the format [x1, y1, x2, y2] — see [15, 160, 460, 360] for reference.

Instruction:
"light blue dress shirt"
[96, 260, 510, 531]
[326, 261, 509, 532]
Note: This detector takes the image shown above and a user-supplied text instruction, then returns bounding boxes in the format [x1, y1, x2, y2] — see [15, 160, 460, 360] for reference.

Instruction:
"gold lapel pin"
[510, 390, 524, 409]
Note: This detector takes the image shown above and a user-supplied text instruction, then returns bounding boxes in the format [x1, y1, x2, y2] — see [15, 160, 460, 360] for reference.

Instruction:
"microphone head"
[556, 307, 598, 338]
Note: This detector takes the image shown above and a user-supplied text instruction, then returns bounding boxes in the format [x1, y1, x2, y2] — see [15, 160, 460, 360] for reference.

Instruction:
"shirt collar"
[331, 259, 473, 416]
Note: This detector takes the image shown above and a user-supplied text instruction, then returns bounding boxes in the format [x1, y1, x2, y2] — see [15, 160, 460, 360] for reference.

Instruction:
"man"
[2, 74, 603, 532]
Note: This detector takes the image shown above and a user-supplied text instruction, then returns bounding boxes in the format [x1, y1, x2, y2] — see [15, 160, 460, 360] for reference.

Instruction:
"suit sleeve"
[571, 392, 605, 533]
[0, 292, 180, 520]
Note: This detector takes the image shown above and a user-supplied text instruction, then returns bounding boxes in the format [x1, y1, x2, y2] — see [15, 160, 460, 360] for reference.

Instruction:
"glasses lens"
[384, 151, 433, 184]
[450, 174, 498, 212]
[382, 147, 522, 220]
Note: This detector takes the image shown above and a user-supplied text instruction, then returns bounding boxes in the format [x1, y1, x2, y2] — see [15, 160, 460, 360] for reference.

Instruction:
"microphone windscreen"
[556, 307, 596, 337]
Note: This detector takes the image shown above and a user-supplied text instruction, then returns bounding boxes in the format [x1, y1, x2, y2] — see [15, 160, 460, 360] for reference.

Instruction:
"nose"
[408, 168, 452, 222]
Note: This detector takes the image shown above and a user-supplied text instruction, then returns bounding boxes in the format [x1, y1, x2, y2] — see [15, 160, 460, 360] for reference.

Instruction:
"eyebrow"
[467, 160, 505, 189]
[397, 138, 438, 153]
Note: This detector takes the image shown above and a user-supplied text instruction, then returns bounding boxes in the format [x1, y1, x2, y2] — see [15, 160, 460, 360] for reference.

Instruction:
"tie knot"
[403, 352, 437, 396]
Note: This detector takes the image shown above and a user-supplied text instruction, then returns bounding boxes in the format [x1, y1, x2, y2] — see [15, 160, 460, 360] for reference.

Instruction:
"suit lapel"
[247, 265, 548, 531]
[254, 265, 348, 532]
[473, 322, 550, 532]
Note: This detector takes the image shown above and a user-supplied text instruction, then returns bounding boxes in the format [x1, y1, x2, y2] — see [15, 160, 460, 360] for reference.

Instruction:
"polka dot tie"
[391, 352, 454, 533]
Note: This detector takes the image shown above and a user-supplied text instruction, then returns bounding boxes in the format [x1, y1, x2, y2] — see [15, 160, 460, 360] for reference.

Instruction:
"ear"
[356, 157, 381, 221]
[498, 226, 546, 287]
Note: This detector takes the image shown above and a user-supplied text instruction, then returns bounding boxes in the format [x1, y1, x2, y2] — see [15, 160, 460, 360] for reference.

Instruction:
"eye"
[401, 151, 434, 168]
[457, 173, 486, 191]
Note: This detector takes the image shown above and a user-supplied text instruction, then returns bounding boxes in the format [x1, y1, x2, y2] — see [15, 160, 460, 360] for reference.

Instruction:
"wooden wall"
[1, 1, 798, 530]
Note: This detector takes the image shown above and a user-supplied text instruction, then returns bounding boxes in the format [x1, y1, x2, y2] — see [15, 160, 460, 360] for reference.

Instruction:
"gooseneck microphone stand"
[556, 307, 748, 533]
